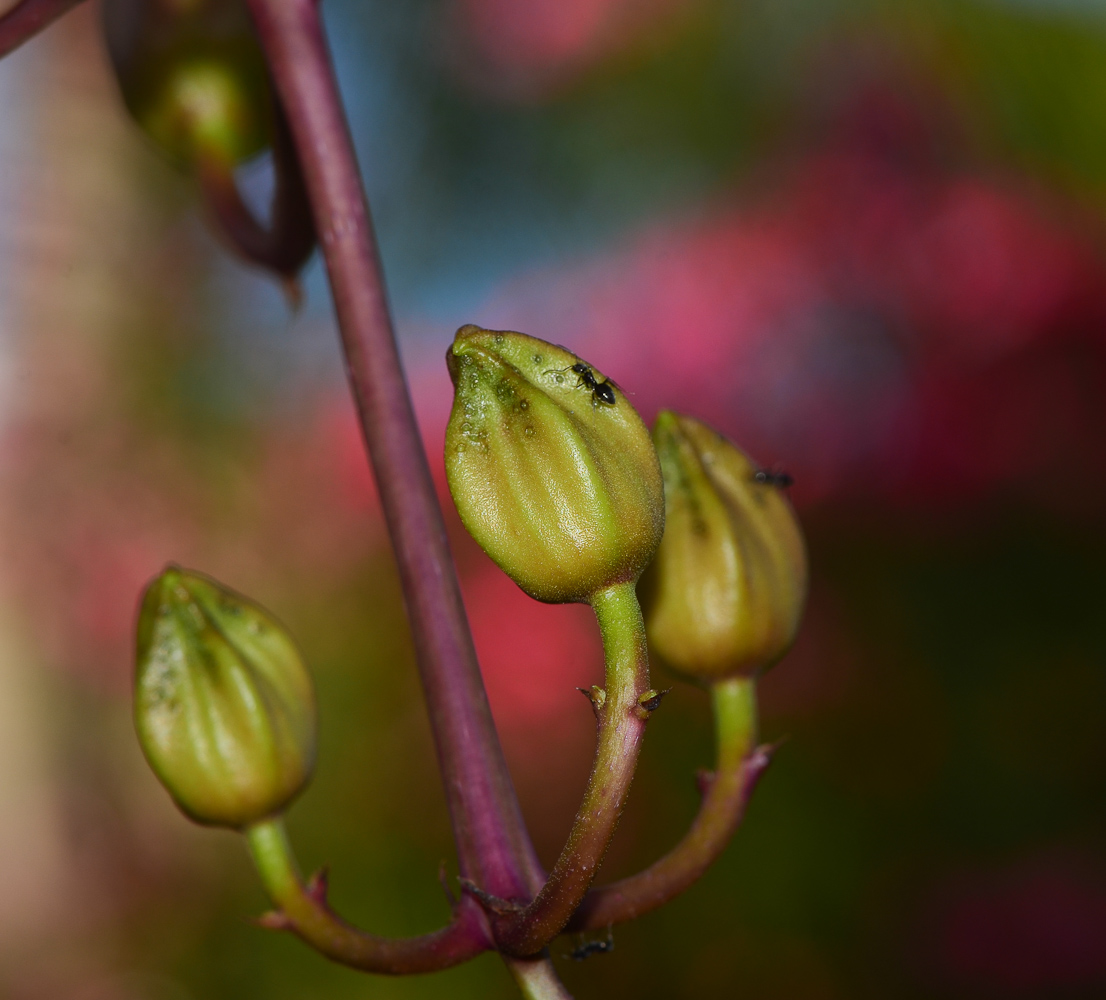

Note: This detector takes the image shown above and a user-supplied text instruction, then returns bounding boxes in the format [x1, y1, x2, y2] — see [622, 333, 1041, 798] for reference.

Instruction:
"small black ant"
[567, 928, 614, 961]
[546, 361, 617, 406]
[753, 468, 794, 488]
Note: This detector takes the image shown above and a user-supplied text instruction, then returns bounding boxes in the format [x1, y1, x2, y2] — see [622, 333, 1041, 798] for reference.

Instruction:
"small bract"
[134, 566, 316, 828]
[641, 412, 807, 679]
[445, 325, 664, 604]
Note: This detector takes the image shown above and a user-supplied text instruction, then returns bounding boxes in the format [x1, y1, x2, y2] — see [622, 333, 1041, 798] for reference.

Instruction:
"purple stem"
[246, 818, 493, 974]
[196, 97, 316, 284]
[0, 0, 84, 58]
[243, 0, 541, 903]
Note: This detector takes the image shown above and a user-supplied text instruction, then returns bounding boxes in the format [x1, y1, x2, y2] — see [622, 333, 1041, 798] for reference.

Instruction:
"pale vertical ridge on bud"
[445, 325, 663, 604]
[642, 412, 807, 680]
[135, 566, 316, 828]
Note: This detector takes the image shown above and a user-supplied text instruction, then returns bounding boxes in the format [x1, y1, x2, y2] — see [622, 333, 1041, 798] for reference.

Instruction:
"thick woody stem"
[493, 583, 653, 956]
[246, 819, 491, 974]
[0, 0, 84, 58]
[568, 677, 768, 931]
[244, 0, 541, 902]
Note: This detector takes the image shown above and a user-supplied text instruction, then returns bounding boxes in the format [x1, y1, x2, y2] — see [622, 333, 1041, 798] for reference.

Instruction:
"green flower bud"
[445, 325, 664, 604]
[103, 0, 272, 168]
[134, 566, 316, 828]
[641, 412, 807, 680]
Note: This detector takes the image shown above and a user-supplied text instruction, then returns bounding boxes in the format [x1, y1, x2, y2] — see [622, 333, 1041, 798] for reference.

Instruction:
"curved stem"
[0, 0, 83, 59]
[494, 583, 653, 956]
[245, 818, 491, 974]
[568, 677, 767, 931]
[197, 97, 316, 286]
[244, 0, 542, 902]
[507, 956, 574, 999]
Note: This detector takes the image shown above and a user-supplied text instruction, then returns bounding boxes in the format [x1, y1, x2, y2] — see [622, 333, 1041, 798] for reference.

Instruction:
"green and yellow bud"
[641, 412, 807, 680]
[134, 566, 316, 828]
[445, 325, 664, 604]
[103, 0, 272, 168]
[135, 52, 271, 167]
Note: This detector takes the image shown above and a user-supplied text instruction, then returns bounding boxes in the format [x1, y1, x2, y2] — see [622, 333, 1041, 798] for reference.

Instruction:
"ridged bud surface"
[445, 325, 664, 604]
[641, 412, 807, 679]
[103, 0, 271, 167]
[134, 567, 316, 828]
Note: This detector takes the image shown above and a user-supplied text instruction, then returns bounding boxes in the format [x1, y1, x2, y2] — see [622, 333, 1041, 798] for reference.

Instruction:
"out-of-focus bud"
[102, 0, 315, 286]
[103, 0, 271, 168]
[445, 325, 664, 604]
[640, 412, 807, 680]
[134, 566, 316, 828]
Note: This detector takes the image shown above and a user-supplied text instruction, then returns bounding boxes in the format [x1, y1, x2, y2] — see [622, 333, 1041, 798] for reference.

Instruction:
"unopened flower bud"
[103, 0, 272, 168]
[641, 412, 807, 680]
[445, 325, 664, 604]
[134, 566, 316, 828]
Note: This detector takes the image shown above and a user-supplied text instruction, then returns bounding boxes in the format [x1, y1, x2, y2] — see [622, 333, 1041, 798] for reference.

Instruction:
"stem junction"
[570, 676, 769, 930]
[246, 818, 491, 974]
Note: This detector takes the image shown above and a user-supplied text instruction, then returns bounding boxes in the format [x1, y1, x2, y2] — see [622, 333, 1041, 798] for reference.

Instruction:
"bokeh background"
[2, 0, 1106, 997]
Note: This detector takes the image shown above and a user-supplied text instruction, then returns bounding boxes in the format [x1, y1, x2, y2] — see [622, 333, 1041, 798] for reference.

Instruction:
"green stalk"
[507, 957, 575, 999]
[495, 582, 654, 955]
[245, 818, 490, 974]
[568, 677, 767, 930]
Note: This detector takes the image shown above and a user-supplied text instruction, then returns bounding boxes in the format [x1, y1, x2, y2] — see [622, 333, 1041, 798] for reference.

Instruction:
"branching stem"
[568, 676, 767, 930]
[246, 818, 491, 974]
[196, 99, 315, 288]
[494, 582, 653, 956]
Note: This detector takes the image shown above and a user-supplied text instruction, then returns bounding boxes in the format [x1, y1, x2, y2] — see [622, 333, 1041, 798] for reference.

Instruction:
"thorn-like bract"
[577, 684, 607, 717]
[305, 866, 329, 904]
[633, 687, 670, 719]
[459, 877, 523, 916]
